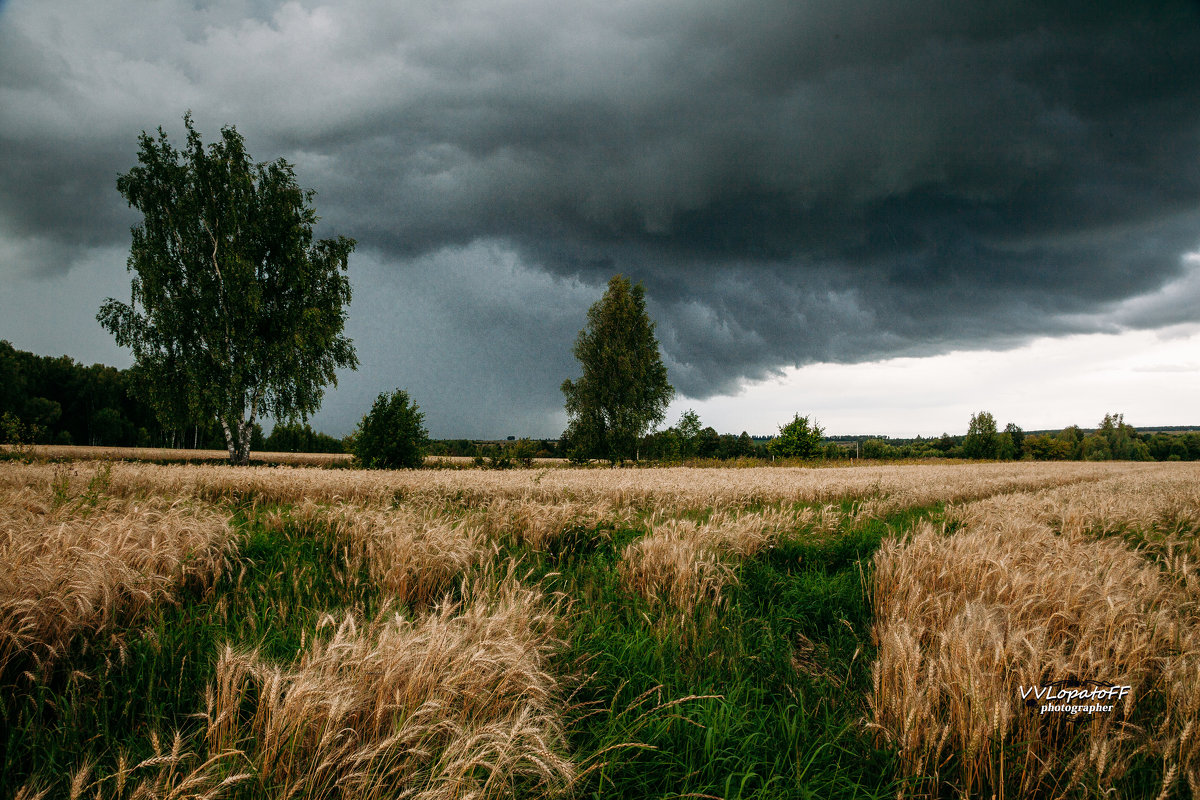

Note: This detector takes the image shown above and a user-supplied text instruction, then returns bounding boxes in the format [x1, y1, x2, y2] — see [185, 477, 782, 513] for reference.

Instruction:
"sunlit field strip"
[950, 468, 1200, 558]
[6, 445, 567, 467]
[0, 459, 1153, 510]
[7, 444, 354, 466]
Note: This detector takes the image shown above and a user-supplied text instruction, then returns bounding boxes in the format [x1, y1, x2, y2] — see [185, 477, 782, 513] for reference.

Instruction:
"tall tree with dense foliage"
[98, 115, 357, 464]
[963, 411, 999, 459]
[561, 275, 674, 462]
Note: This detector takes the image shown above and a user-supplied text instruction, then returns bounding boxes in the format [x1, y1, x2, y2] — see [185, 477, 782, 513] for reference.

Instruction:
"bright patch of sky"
[676, 325, 1200, 438]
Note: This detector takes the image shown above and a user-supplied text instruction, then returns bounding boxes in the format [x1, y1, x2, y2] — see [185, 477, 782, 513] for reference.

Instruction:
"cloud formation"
[2, 0, 1199, 432]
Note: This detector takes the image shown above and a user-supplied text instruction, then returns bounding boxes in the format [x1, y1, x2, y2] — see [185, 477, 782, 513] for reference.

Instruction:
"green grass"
[514, 505, 944, 800]
[1, 496, 942, 800]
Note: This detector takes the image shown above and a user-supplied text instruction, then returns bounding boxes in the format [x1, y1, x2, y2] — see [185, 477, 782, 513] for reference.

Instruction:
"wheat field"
[1, 457, 1196, 799]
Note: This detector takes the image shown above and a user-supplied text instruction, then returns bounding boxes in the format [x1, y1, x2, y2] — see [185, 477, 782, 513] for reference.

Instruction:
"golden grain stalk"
[618, 506, 838, 619]
[870, 465, 1200, 798]
[206, 573, 575, 799]
[0, 485, 234, 679]
[261, 499, 493, 607]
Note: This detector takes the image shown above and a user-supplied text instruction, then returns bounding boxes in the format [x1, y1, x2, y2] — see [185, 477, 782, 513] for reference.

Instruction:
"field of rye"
[0, 459, 1196, 799]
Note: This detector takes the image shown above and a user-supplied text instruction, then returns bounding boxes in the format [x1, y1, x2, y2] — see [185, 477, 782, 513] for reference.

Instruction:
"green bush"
[351, 389, 428, 469]
[768, 413, 824, 460]
[512, 437, 536, 467]
[475, 439, 536, 469]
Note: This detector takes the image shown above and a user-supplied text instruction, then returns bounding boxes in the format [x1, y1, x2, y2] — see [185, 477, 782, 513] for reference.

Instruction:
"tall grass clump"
[0, 484, 234, 682]
[262, 499, 490, 607]
[14, 732, 251, 800]
[471, 496, 634, 555]
[618, 518, 734, 622]
[206, 572, 574, 799]
[618, 506, 841, 621]
[871, 478, 1200, 798]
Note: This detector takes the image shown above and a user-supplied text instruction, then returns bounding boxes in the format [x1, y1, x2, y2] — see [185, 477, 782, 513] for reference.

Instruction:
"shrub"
[351, 389, 428, 469]
[768, 413, 824, 460]
[512, 438, 536, 467]
[481, 444, 514, 470]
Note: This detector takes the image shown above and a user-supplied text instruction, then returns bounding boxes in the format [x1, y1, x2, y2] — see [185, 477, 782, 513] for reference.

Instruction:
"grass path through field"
[3, 481, 939, 799]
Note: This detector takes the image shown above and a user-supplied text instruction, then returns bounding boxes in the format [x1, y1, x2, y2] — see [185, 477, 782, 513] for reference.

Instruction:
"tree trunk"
[219, 418, 238, 464]
[236, 419, 252, 465]
[218, 391, 260, 466]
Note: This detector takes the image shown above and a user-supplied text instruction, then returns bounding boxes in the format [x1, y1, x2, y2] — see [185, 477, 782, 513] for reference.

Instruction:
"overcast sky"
[2, 0, 1199, 438]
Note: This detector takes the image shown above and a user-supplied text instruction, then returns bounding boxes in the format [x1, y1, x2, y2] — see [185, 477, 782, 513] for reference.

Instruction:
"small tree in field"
[676, 409, 703, 459]
[769, 414, 824, 460]
[98, 115, 357, 465]
[963, 411, 999, 459]
[351, 389, 428, 469]
[561, 275, 674, 463]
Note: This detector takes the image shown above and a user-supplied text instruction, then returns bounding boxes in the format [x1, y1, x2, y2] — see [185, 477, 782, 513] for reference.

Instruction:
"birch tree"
[98, 115, 357, 464]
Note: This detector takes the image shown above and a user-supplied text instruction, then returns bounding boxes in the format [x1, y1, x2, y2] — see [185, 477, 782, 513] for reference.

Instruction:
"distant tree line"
[68, 117, 1199, 469]
[800, 411, 1200, 463]
[261, 422, 345, 454]
[427, 439, 564, 460]
[7, 339, 1199, 465]
[584, 408, 1200, 465]
[633, 409, 765, 461]
[437, 409, 1200, 466]
[1, 339, 177, 447]
[0, 341, 344, 453]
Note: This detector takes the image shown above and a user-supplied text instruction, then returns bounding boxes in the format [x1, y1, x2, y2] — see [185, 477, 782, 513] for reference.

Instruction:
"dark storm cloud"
[3, 0, 1200, 420]
[313, 244, 595, 438]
